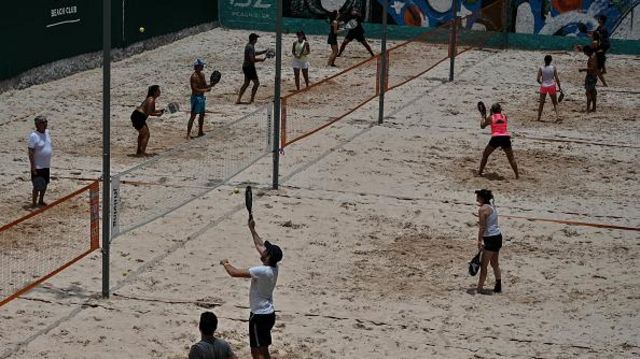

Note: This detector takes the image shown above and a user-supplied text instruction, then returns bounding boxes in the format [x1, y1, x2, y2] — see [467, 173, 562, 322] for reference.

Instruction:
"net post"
[448, 0, 458, 82]
[101, 0, 111, 299]
[501, 0, 510, 49]
[272, 0, 283, 190]
[377, 0, 388, 125]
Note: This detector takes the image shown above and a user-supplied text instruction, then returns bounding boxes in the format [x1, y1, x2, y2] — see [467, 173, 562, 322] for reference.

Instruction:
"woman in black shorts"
[327, 10, 339, 67]
[477, 103, 519, 179]
[130, 85, 164, 157]
[337, 7, 375, 58]
[475, 189, 502, 294]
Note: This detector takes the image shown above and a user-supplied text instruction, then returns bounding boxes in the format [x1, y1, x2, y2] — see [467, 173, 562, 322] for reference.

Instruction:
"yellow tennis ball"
[234, 188, 240, 194]
[139, 27, 145, 33]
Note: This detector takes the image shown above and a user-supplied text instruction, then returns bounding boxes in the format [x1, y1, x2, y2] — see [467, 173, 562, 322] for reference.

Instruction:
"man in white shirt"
[221, 218, 283, 359]
[27, 116, 53, 208]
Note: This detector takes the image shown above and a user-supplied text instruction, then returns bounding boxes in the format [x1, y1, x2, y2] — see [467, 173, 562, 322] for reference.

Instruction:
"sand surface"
[1, 27, 639, 358]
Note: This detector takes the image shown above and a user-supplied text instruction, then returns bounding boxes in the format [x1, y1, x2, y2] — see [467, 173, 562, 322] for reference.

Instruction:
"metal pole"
[272, 0, 282, 189]
[102, 0, 111, 298]
[377, 0, 388, 125]
[448, 0, 458, 82]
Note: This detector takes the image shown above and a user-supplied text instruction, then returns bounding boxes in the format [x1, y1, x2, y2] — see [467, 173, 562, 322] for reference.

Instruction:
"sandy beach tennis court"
[1, 27, 639, 358]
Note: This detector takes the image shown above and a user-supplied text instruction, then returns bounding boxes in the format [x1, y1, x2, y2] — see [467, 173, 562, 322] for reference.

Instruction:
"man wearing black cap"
[220, 218, 283, 359]
[236, 33, 268, 104]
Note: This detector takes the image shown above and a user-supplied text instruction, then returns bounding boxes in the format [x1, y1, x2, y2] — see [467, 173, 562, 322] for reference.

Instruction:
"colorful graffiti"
[283, 0, 639, 39]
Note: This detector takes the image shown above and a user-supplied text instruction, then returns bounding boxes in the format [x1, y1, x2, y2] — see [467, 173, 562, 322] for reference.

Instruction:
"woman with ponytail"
[475, 189, 502, 294]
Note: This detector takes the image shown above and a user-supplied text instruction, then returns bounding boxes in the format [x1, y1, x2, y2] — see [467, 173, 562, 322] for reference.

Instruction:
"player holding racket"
[536, 55, 562, 122]
[220, 217, 283, 359]
[292, 31, 310, 91]
[327, 10, 340, 67]
[477, 103, 519, 179]
[237, 33, 268, 104]
[131, 85, 164, 156]
[187, 59, 212, 139]
[337, 7, 375, 58]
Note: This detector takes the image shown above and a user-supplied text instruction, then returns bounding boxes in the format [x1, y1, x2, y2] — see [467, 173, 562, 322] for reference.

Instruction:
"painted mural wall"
[283, 0, 639, 39]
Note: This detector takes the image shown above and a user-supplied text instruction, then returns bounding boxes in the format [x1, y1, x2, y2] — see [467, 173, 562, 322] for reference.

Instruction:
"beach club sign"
[47, 0, 81, 28]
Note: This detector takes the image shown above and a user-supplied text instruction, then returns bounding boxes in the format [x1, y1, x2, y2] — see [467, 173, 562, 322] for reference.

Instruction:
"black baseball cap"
[249, 33, 260, 40]
[264, 241, 283, 263]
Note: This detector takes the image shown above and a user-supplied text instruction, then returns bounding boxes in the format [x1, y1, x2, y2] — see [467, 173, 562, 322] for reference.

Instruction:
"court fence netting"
[280, 0, 507, 150]
[0, 181, 100, 307]
[110, 104, 273, 237]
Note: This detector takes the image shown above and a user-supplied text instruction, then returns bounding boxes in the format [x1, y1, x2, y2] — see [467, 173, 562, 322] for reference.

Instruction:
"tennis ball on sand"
[139, 27, 145, 33]
[234, 188, 240, 194]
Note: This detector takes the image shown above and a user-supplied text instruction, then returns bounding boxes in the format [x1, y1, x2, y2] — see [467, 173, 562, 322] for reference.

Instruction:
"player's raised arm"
[248, 218, 267, 256]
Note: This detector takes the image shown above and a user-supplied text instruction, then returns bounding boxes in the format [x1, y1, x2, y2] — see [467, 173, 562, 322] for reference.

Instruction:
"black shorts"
[483, 234, 503, 252]
[488, 136, 512, 150]
[249, 312, 276, 348]
[346, 29, 365, 42]
[243, 64, 258, 81]
[130, 110, 148, 131]
[596, 51, 606, 70]
[31, 168, 50, 189]
[327, 32, 338, 45]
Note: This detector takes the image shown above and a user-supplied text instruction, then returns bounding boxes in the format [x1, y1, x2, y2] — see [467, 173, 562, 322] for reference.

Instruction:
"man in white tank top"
[536, 55, 562, 122]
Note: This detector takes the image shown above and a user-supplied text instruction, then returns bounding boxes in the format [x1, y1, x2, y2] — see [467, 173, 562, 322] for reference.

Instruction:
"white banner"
[110, 175, 121, 238]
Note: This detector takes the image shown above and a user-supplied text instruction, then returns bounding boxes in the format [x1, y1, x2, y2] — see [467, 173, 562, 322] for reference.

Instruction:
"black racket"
[558, 90, 565, 103]
[577, 23, 588, 33]
[210, 70, 221, 86]
[477, 101, 487, 118]
[245, 186, 253, 220]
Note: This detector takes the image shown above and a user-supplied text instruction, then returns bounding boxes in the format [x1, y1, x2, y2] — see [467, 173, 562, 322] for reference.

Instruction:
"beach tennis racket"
[165, 102, 180, 114]
[265, 49, 276, 59]
[209, 70, 221, 86]
[245, 186, 253, 220]
[577, 23, 588, 33]
[558, 90, 565, 103]
[344, 19, 358, 30]
[477, 101, 487, 117]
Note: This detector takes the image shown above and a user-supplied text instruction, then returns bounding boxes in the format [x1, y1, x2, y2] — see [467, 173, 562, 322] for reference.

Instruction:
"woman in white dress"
[291, 30, 311, 91]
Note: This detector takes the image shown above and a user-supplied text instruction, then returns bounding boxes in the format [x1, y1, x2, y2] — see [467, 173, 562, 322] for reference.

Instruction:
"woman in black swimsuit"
[327, 10, 339, 67]
[130, 85, 164, 157]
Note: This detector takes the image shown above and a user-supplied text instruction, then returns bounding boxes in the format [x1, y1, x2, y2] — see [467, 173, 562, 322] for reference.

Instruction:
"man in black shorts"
[27, 116, 53, 207]
[477, 103, 519, 179]
[221, 217, 283, 359]
[337, 7, 375, 58]
[237, 33, 268, 104]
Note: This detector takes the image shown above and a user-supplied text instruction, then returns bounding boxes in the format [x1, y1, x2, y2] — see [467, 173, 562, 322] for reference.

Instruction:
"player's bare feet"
[197, 132, 205, 137]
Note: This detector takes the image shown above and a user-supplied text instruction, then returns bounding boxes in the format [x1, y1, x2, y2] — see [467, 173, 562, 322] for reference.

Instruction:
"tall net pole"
[449, 0, 458, 82]
[377, 0, 388, 125]
[272, 0, 282, 189]
[101, 0, 111, 298]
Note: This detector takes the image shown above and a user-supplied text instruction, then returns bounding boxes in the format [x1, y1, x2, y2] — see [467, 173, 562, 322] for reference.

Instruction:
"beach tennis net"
[111, 104, 272, 236]
[0, 181, 100, 307]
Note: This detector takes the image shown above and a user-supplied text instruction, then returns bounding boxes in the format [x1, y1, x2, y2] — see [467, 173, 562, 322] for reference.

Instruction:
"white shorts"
[292, 59, 309, 70]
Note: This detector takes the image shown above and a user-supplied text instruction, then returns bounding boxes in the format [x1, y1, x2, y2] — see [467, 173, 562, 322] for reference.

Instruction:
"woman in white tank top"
[291, 30, 310, 91]
[475, 189, 502, 294]
[536, 55, 562, 122]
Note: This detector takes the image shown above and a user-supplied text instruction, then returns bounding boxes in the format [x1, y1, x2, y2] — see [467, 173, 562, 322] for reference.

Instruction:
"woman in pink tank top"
[477, 103, 519, 179]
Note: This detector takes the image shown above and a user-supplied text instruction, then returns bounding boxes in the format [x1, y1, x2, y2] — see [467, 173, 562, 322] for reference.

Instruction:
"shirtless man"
[187, 59, 212, 139]
[579, 46, 605, 113]
[130, 85, 164, 156]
